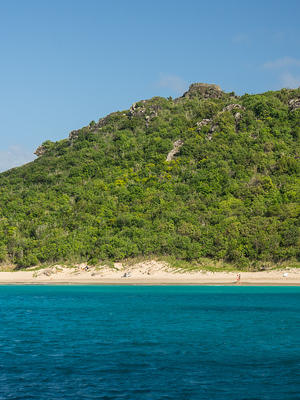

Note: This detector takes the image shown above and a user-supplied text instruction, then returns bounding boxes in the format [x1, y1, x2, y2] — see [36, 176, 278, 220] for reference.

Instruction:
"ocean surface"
[0, 286, 299, 400]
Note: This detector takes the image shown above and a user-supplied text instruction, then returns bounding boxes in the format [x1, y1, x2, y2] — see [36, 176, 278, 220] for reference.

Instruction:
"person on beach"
[236, 273, 241, 284]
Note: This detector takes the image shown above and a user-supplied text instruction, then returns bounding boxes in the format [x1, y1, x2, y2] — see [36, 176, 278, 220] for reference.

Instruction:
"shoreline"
[0, 282, 299, 286]
[0, 261, 299, 286]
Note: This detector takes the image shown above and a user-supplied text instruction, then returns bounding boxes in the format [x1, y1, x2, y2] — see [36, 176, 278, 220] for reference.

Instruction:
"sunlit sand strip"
[0, 262, 299, 285]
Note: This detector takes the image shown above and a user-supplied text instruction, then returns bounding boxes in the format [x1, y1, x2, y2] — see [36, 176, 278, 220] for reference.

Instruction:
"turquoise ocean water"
[0, 285, 299, 399]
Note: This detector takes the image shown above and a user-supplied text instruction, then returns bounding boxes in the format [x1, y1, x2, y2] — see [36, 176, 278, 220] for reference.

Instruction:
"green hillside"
[0, 83, 299, 269]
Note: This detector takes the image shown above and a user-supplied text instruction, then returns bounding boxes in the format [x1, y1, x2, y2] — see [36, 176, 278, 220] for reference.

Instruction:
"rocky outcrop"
[166, 140, 184, 161]
[222, 104, 245, 122]
[196, 119, 211, 129]
[196, 104, 246, 140]
[181, 83, 223, 99]
[34, 141, 54, 157]
[96, 112, 121, 128]
[128, 101, 147, 117]
[128, 100, 160, 126]
[69, 130, 80, 141]
[68, 112, 124, 142]
[289, 98, 300, 111]
[34, 145, 47, 157]
[222, 104, 245, 113]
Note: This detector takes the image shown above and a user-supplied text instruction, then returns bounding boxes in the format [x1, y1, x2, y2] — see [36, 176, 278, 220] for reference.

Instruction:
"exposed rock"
[68, 99, 163, 144]
[222, 104, 245, 122]
[128, 101, 147, 117]
[34, 145, 47, 157]
[196, 118, 215, 140]
[69, 130, 80, 141]
[166, 140, 184, 161]
[196, 119, 211, 130]
[96, 112, 122, 128]
[34, 141, 54, 157]
[222, 104, 245, 113]
[128, 100, 160, 125]
[289, 98, 300, 111]
[195, 104, 245, 140]
[181, 83, 223, 99]
[68, 112, 124, 143]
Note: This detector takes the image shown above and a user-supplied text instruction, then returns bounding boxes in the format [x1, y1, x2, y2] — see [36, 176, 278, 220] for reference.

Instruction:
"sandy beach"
[0, 261, 299, 285]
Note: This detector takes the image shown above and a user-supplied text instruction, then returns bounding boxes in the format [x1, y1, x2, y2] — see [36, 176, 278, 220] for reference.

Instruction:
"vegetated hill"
[0, 83, 299, 269]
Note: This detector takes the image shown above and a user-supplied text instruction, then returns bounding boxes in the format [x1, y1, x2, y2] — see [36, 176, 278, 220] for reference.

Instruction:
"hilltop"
[0, 83, 299, 269]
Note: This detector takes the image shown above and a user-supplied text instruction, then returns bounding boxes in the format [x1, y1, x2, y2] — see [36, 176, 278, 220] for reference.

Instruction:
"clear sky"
[0, 0, 299, 171]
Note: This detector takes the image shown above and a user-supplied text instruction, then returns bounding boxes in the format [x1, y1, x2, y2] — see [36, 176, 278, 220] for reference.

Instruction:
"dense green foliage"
[0, 85, 299, 269]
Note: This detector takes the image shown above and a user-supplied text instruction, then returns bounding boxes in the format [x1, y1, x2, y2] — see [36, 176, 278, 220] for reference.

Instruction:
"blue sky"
[0, 0, 299, 171]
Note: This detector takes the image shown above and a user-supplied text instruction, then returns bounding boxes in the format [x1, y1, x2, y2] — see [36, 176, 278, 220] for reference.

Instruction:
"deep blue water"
[0, 286, 299, 400]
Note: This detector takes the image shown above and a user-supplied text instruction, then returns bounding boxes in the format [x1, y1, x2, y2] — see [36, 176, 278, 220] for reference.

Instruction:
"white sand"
[0, 261, 299, 285]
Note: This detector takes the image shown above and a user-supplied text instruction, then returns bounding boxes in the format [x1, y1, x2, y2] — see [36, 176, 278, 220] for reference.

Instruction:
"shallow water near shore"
[0, 286, 299, 399]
